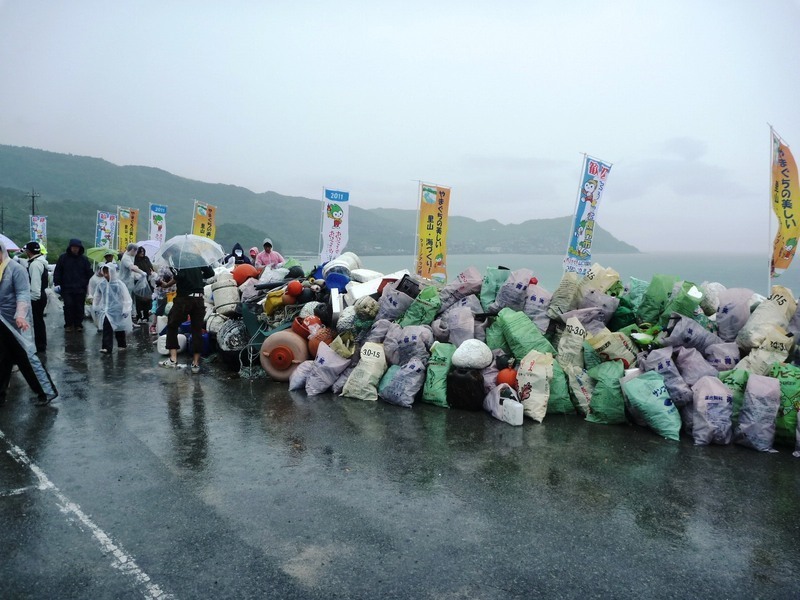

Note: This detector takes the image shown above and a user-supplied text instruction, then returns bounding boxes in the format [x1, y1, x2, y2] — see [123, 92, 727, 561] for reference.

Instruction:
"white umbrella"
[135, 239, 161, 259]
[154, 234, 225, 269]
[0, 233, 20, 251]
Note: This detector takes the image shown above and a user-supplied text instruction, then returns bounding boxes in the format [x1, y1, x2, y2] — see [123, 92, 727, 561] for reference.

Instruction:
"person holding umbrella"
[158, 263, 214, 373]
[0, 240, 58, 405]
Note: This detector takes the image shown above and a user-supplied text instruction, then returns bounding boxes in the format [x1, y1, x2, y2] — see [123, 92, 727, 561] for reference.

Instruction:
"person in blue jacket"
[53, 238, 93, 332]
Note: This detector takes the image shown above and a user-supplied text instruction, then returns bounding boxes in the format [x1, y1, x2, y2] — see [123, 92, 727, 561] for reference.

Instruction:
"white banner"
[148, 203, 167, 244]
[319, 189, 350, 263]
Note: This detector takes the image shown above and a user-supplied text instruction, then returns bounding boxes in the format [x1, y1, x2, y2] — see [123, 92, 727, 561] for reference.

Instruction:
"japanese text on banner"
[149, 204, 167, 244]
[415, 184, 450, 283]
[564, 156, 612, 275]
[95, 211, 117, 249]
[320, 189, 350, 263]
[770, 131, 800, 278]
[191, 201, 217, 239]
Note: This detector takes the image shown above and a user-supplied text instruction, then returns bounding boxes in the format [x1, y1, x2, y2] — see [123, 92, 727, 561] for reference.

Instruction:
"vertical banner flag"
[770, 130, 800, 278]
[191, 200, 217, 239]
[563, 155, 613, 274]
[94, 211, 117, 249]
[149, 204, 167, 244]
[415, 183, 450, 283]
[30, 215, 47, 247]
[320, 188, 350, 263]
[117, 207, 139, 252]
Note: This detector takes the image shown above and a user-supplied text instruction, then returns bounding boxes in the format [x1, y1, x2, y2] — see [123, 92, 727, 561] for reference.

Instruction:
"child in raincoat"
[92, 264, 133, 353]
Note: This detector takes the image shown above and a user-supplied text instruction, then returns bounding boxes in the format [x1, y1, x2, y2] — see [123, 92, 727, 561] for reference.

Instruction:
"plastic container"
[157, 333, 187, 355]
[321, 252, 362, 278]
[324, 272, 350, 292]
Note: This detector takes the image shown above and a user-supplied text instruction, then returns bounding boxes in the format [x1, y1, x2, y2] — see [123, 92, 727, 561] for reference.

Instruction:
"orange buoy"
[496, 367, 518, 389]
[232, 264, 259, 286]
[286, 280, 303, 297]
[260, 330, 309, 381]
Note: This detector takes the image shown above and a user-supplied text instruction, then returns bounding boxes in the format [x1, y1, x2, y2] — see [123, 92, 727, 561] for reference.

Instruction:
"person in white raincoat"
[118, 243, 146, 294]
[0, 240, 58, 405]
[92, 263, 133, 353]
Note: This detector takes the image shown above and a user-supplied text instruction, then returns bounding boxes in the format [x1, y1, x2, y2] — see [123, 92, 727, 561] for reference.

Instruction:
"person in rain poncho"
[92, 263, 133, 353]
[53, 238, 93, 332]
[254, 237, 285, 270]
[118, 243, 146, 295]
[249, 246, 258, 263]
[133, 245, 155, 324]
[224, 242, 252, 266]
[0, 240, 58, 405]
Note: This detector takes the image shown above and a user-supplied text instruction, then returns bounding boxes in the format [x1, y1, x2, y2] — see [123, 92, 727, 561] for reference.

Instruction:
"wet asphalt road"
[1, 305, 799, 599]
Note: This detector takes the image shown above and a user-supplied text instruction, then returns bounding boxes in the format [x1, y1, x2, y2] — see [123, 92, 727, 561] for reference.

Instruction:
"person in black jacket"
[53, 238, 93, 332]
[224, 242, 252, 266]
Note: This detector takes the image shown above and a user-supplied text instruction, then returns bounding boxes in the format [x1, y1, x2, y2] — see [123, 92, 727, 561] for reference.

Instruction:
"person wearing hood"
[92, 263, 133, 353]
[53, 238, 93, 332]
[249, 247, 258, 263]
[119, 243, 146, 295]
[0, 240, 58, 405]
[23, 241, 49, 353]
[225, 242, 252, 266]
[254, 238, 285, 270]
[133, 245, 155, 324]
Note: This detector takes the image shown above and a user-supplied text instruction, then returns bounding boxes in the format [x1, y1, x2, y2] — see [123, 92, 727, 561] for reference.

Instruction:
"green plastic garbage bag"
[636, 274, 677, 326]
[497, 308, 555, 361]
[397, 285, 442, 327]
[479, 267, 511, 311]
[422, 342, 456, 408]
[485, 318, 511, 354]
[547, 359, 575, 414]
[621, 371, 681, 441]
[378, 365, 402, 396]
[608, 295, 637, 331]
[583, 341, 603, 371]
[658, 281, 704, 327]
[586, 360, 626, 425]
[718, 368, 750, 425]
[768, 363, 800, 447]
[625, 277, 650, 311]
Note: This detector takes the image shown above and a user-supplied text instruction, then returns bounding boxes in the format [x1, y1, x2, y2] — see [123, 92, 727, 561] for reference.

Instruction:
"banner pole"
[562, 153, 587, 271]
[190, 200, 197, 235]
[768, 125, 774, 296]
[318, 187, 326, 263]
[413, 180, 422, 275]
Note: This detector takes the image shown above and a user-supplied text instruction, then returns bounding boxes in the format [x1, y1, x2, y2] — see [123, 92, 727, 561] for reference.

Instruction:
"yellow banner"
[415, 184, 450, 283]
[191, 201, 217, 239]
[117, 207, 139, 252]
[771, 133, 800, 277]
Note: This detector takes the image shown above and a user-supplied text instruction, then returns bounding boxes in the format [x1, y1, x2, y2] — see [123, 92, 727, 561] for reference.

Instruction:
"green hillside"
[0, 144, 638, 258]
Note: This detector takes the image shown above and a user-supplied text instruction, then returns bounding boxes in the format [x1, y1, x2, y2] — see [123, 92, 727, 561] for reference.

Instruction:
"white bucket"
[322, 251, 362, 278]
[156, 315, 168, 335]
[157, 333, 187, 355]
[212, 279, 240, 317]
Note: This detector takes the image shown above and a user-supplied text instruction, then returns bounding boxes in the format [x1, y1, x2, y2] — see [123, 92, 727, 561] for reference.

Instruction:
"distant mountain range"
[0, 144, 639, 257]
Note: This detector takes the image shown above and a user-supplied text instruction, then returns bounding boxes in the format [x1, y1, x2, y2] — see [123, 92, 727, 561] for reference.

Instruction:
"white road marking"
[0, 429, 174, 600]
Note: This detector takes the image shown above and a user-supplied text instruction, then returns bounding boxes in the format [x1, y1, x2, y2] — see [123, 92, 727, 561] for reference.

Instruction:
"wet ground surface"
[1, 306, 799, 599]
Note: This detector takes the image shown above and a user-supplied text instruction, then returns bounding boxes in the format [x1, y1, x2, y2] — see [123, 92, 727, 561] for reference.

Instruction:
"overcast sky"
[2, 0, 799, 253]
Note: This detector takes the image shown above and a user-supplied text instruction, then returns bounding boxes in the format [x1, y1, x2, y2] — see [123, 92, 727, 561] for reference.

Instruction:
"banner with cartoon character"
[319, 189, 349, 263]
[770, 130, 800, 279]
[191, 200, 217, 239]
[116, 206, 139, 252]
[29, 215, 47, 247]
[148, 204, 167, 244]
[94, 211, 117, 249]
[414, 183, 450, 283]
[563, 155, 612, 274]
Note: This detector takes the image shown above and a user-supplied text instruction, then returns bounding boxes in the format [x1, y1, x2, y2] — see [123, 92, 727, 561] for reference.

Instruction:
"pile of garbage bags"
[198, 253, 800, 455]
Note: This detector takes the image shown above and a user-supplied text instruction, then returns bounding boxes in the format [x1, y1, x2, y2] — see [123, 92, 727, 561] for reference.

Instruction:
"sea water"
[355, 253, 791, 297]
